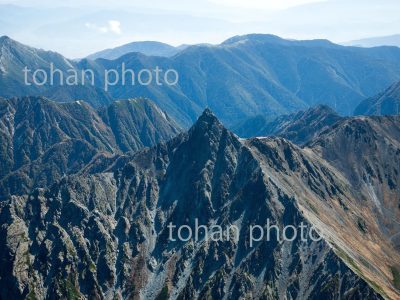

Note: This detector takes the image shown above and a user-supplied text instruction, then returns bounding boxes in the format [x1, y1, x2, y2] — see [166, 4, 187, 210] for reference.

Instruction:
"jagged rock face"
[1, 110, 393, 299]
[0, 96, 180, 199]
[233, 105, 342, 145]
[355, 81, 400, 116]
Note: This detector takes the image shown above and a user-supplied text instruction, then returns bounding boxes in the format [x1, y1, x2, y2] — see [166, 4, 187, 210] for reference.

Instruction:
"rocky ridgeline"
[1, 109, 399, 299]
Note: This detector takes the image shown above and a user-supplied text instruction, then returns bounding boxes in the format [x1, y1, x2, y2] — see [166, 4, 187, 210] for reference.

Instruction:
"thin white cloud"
[85, 20, 121, 35]
[108, 20, 121, 34]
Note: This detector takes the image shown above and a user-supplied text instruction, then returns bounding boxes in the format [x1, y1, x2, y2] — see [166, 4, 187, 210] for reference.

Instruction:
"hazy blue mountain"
[346, 34, 400, 48]
[82, 51, 205, 127]
[4, 35, 400, 126]
[92, 34, 400, 126]
[87, 41, 185, 60]
[0, 36, 112, 106]
[354, 81, 400, 116]
[233, 105, 342, 145]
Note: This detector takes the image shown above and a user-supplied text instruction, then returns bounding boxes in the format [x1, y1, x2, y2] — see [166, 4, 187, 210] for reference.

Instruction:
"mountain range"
[346, 34, 400, 48]
[0, 107, 399, 299]
[1, 30, 400, 300]
[76, 34, 400, 125]
[3, 34, 400, 127]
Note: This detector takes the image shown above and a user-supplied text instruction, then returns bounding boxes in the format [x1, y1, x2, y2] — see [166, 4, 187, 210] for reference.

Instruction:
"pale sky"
[0, 0, 325, 10]
[207, 0, 325, 10]
[0, 0, 399, 58]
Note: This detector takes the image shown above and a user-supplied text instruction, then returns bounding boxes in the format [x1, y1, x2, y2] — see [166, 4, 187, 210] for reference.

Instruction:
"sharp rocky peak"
[189, 108, 223, 133]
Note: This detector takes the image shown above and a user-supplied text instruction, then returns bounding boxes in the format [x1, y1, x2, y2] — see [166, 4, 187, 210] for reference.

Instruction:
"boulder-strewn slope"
[1, 110, 398, 299]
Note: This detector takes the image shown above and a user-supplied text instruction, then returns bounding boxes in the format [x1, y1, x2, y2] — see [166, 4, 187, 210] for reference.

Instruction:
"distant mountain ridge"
[95, 33, 400, 125]
[86, 41, 186, 60]
[346, 34, 400, 48]
[0, 36, 112, 107]
[3, 34, 400, 126]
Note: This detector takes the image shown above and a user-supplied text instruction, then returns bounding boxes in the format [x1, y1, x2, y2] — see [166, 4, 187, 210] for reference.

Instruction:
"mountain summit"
[0, 108, 398, 299]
